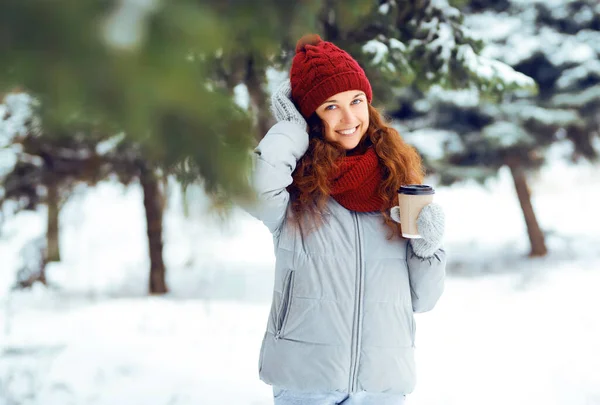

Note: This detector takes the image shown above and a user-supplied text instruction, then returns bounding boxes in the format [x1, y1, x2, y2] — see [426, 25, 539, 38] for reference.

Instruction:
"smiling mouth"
[336, 126, 359, 136]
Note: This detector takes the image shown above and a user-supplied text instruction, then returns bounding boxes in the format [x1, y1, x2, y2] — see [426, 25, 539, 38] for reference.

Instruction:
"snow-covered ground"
[1, 153, 599, 405]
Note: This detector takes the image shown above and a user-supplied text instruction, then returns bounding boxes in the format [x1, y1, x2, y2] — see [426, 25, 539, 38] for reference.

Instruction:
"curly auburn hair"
[287, 103, 424, 238]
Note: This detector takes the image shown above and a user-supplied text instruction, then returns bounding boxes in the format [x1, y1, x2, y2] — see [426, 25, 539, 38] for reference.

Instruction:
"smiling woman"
[243, 34, 447, 405]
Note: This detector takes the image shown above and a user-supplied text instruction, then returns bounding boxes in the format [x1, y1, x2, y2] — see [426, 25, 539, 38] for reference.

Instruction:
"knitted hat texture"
[290, 34, 372, 118]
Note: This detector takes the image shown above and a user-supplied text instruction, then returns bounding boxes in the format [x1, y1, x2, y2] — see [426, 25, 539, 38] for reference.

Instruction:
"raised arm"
[244, 81, 308, 236]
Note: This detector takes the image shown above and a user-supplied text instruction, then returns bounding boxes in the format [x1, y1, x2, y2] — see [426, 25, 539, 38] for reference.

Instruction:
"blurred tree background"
[394, 0, 600, 256]
[3, 0, 595, 294]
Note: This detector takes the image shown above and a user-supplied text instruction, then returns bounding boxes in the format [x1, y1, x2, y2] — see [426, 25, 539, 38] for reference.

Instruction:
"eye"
[325, 104, 337, 111]
[351, 98, 363, 105]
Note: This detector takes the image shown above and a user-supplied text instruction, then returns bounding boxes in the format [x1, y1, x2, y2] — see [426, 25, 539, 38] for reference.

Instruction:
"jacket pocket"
[275, 269, 295, 340]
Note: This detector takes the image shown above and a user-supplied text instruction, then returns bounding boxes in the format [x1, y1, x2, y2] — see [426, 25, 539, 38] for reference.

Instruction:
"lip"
[336, 125, 359, 136]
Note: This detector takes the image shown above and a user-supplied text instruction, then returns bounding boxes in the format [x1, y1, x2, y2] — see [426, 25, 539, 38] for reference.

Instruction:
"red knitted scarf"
[329, 147, 385, 212]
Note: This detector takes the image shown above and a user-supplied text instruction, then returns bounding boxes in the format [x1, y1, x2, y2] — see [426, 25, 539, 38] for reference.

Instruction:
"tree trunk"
[245, 55, 274, 142]
[46, 178, 61, 262]
[506, 158, 548, 257]
[139, 164, 168, 294]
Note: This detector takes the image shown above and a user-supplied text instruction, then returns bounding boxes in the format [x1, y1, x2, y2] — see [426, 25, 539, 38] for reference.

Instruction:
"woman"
[246, 34, 446, 405]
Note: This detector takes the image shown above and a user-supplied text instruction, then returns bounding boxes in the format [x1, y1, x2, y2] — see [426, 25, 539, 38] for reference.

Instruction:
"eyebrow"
[323, 92, 366, 104]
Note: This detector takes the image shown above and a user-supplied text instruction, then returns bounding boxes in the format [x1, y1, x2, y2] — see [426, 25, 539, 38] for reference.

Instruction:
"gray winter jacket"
[246, 121, 446, 394]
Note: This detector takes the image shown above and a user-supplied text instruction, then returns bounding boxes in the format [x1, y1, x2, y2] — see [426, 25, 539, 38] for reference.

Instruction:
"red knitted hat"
[290, 34, 372, 119]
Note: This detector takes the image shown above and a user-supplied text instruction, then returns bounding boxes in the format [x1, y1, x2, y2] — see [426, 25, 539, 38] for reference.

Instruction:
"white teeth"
[338, 126, 357, 135]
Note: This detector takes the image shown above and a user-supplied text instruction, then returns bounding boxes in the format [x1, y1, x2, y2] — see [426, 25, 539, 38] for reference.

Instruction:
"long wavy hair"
[287, 103, 424, 238]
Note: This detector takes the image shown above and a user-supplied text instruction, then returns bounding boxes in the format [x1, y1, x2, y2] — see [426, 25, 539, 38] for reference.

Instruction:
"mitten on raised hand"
[270, 80, 307, 130]
[390, 203, 445, 259]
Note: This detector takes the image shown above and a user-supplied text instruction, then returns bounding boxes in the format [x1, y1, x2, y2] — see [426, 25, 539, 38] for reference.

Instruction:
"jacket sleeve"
[244, 121, 309, 236]
[406, 243, 446, 313]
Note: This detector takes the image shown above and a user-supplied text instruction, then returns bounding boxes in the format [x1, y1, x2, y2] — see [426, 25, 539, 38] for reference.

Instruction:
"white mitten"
[390, 203, 445, 258]
[270, 80, 307, 129]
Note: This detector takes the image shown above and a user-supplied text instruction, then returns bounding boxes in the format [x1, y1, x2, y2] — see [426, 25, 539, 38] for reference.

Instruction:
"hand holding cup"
[390, 185, 445, 258]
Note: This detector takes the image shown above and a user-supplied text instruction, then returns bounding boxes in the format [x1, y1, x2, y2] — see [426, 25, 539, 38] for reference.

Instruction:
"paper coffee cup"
[397, 185, 435, 238]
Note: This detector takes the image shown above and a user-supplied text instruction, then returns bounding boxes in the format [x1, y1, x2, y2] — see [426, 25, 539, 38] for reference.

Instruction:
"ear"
[390, 206, 401, 223]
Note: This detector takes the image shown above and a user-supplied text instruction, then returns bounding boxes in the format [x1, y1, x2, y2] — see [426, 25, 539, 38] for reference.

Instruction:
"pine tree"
[313, 0, 535, 106]
[0, 1, 256, 293]
[1, 0, 537, 290]
[395, 0, 600, 256]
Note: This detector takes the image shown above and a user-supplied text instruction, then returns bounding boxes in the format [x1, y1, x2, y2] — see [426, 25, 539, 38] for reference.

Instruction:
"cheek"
[321, 118, 337, 140]
[359, 107, 370, 125]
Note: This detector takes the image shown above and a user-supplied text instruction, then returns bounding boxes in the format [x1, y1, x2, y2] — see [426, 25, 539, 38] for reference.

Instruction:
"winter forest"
[1, 0, 599, 404]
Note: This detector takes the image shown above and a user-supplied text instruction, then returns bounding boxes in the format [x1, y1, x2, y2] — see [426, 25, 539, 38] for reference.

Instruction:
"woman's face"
[315, 90, 369, 150]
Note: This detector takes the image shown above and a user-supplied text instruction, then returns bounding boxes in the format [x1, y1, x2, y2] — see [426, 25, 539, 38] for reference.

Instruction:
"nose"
[339, 106, 354, 124]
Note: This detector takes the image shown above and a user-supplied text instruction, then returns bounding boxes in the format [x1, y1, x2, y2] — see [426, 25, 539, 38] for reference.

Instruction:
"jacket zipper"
[275, 270, 294, 340]
[349, 213, 365, 392]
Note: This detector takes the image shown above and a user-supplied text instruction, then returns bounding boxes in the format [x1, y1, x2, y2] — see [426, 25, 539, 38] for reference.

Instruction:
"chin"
[342, 141, 361, 150]
[340, 132, 367, 150]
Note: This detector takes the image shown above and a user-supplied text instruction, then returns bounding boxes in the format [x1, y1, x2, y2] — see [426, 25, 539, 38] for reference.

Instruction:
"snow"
[96, 133, 126, 156]
[0, 214, 46, 306]
[410, 14, 456, 77]
[550, 32, 596, 65]
[378, 3, 390, 15]
[427, 85, 480, 108]
[465, 13, 521, 42]
[431, 0, 460, 19]
[467, 7, 600, 68]
[102, 0, 159, 50]
[360, 2, 537, 92]
[233, 84, 250, 110]
[0, 94, 38, 143]
[556, 59, 600, 90]
[0, 93, 39, 178]
[362, 40, 389, 65]
[389, 38, 406, 52]
[574, 7, 595, 25]
[402, 129, 464, 160]
[576, 29, 600, 53]
[425, 21, 454, 74]
[417, 266, 600, 405]
[483, 121, 534, 148]
[2, 155, 600, 404]
[552, 84, 600, 108]
[458, 45, 536, 90]
[502, 104, 580, 127]
[510, 0, 580, 9]
[0, 150, 17, 179]
[265, 68, 288, 97]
